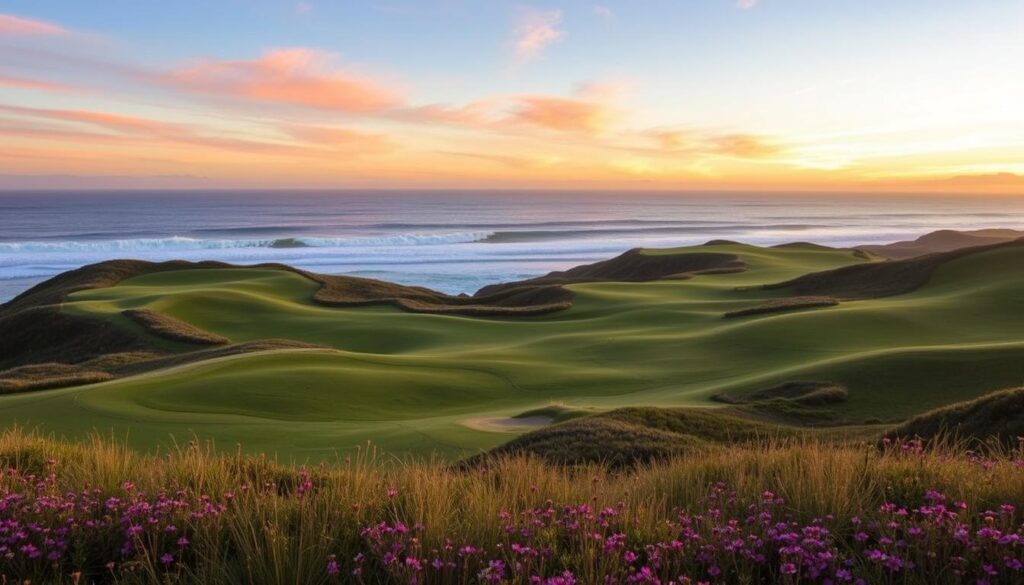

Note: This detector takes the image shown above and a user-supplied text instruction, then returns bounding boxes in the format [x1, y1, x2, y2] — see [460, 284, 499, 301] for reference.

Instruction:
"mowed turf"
[2, 242, 1023, 458]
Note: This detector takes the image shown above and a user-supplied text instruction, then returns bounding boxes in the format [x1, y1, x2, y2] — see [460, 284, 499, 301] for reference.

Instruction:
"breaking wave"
[0, 232, 495, 254]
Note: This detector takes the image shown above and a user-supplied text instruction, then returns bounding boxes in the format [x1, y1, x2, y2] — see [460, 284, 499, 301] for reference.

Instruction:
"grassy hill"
[1, 239, 1023, 458]
[884, 386, 1024, 448]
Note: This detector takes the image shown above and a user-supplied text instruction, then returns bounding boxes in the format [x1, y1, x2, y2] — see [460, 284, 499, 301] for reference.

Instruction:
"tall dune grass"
[0, 429, 1021, 584]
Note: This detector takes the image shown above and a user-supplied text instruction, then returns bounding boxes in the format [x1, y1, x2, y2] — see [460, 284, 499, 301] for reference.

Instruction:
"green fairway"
[2, 242, 1023, 459]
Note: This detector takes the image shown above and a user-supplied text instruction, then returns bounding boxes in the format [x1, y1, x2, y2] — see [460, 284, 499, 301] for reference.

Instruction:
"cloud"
[0, 75, 79, 92]
[163, 48, 401, 113]
[508, 96, 614, 134]
[295, 2, 314, 15]
[0, 105, 181, 136]
[736, 0, 758, 9]
[281, 124, 394, 155]
[593, 5, 613, 20]
[512, 10, 564, 64]
[712, 134, 780, 158]
[400, 89, 619, 136]
[648, 128, 782, 159]
[0, 104, 296, 155]
[935, 172, 1024, 187]
[0, 13, 66, 35]
[0, 104, 404, 162]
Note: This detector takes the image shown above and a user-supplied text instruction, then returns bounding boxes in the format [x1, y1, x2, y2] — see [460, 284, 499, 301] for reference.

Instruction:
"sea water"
[2, 190, 1023, 301]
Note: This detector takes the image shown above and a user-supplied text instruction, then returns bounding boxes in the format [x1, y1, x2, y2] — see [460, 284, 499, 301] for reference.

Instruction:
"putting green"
[2, 242, 1022, 458]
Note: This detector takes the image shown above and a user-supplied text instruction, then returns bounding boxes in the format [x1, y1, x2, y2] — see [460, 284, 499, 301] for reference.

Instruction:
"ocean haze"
[2, 190, 1024, 302]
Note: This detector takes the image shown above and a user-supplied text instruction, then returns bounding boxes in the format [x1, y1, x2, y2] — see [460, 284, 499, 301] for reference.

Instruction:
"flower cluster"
[0, 460, 229, 581]
[345, 483, 1024, 584]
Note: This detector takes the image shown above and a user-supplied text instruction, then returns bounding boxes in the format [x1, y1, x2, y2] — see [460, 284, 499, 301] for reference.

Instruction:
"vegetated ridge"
[764, 238, 1024, 299]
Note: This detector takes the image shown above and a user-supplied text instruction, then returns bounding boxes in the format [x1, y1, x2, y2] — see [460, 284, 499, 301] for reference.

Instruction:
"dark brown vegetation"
[713, 381, 849, 407]
[0, 363, 113, 394]
[110, 339, 326, 377]
[883, 386, 1024, 448]
[0, 308, 150, 371]
[859, 229, 1024, 259]
[121, 309, 230, 345]
[0, 260, 331, 391]
[472, 407, 798, 466]
[306, 272, 574, 316]
[0, 259, 243, 371]
[723, 296, 839, 318]
[476, 248, 746, 295]
[763, 238, 1024, 299]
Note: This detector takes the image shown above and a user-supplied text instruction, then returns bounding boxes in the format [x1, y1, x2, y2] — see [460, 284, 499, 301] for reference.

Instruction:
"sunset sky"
[1, 0, 1022, 192]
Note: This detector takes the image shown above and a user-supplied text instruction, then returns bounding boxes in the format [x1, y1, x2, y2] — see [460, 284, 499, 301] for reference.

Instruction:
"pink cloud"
[712, 134, 779, 158]
[163, 48, 401, 113]
[509, 96, 613, 134]
[736, 0, 758, 9]
[0, 75, 79, 92]
[0, 105, 181, 136]
[647, 128, 781, 159]
[0, 104, 402, 159]
[0, 13, 66, 35]
[512, 10, 564, 63]
[282, 124, 394, 154]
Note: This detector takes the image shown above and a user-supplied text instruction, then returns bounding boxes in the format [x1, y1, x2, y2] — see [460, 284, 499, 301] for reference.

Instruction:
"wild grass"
[1, 428, 1022, 584]
[0, 363, 113, 394]
[121, 309, 230, 346]
[721, 296, 839, 319]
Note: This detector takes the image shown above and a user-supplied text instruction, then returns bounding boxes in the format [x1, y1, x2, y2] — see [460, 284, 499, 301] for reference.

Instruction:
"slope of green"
[0, 241, 1022, 458]
[884, 386, 1024, 448]
[472, 407, 806, 466]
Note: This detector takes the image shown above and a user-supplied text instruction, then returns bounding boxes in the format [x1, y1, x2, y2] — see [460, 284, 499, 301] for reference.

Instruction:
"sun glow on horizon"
[1, 1, 1022, 193]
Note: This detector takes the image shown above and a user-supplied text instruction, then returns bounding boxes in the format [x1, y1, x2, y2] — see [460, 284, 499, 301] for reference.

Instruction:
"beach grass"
[1, 428, 1022, 584]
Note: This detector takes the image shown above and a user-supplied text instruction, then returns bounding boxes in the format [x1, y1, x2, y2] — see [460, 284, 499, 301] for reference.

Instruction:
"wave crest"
[0, 232, 494, 254]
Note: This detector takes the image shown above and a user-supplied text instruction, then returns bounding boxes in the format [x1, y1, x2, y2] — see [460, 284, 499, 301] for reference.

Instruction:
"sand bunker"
[462, 415, 554, 432]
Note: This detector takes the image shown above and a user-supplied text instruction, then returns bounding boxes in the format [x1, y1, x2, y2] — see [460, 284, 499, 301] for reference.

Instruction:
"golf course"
[2, 236, 1024, 459]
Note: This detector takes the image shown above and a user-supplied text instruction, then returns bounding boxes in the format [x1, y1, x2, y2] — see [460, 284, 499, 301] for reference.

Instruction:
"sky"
[0, 0, 1022, 192]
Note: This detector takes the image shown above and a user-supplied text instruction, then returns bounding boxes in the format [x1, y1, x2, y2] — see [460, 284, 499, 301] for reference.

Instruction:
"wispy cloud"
[0, 75, 80, 93]
[736, 0, 758, 9]
[512, 9, 564, 64]
[0, 13, 67, 36]
[593, 5, 613, 20]
[509, 96, 614, 134]
[281, 124, 395, 155]
[647, 128, 782, 160]
[295, 2, 314, 16]
[162, 48, 401, 113]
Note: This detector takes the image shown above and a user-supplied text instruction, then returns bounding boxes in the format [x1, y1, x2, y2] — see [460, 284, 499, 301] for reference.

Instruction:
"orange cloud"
[281, 124, 394, 154]
[0, 105, 182, 136]
[0, 75, 79, 92]
[712, 134, 780, 158]
[509, 96, 614, 134]
[0, 13, 66, 35]
[164, 48, 401, 113]
[512, 10, 564, 63]
[647, 128, 781, 159]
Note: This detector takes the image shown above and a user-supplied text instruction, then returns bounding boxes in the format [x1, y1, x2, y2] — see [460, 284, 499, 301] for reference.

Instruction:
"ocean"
[2, 190, 1023, 302]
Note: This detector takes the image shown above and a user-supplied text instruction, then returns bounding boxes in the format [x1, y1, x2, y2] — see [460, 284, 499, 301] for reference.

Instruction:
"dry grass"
[763, 238, 1024, 299]
[477, 248, 746, 295]
[885, 386, 1024, 448]
[308, 272, 574, 316]
[1, 429, 1022, 584]
[0, 363, 113, 394]
[121, 309, 230, 345]
[472, 407, 803, 466]
[722, 296, 839, 318]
